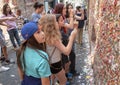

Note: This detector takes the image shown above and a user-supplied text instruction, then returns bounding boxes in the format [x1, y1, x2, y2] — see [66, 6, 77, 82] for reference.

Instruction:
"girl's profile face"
[62, 6, 66, 16]
[34, 27, 45, 44]
[58, 16, 64, 28]
[6, 5, 11, 12]
[38, 6, 44, 14]
[68, 5, 73, 13]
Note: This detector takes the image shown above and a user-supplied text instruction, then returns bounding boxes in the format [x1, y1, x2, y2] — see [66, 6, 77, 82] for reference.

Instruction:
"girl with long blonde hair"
[38, 14, 77, 85]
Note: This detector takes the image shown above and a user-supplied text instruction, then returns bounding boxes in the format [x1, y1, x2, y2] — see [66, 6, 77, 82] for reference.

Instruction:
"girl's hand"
[7, 17, 16, 21]
[69, 9, 74, 18]
[7, 25, 12, 28]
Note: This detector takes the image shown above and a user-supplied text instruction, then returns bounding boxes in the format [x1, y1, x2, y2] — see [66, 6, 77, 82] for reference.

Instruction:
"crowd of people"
[0, 1, 87, 85]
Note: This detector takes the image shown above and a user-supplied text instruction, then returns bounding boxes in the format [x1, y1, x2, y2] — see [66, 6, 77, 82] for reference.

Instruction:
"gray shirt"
[46, 45, 61, 64]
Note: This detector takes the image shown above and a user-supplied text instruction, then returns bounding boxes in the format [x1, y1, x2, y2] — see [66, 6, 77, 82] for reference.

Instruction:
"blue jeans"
[0, 28, 6, 47]
[7, 29, 21, 48]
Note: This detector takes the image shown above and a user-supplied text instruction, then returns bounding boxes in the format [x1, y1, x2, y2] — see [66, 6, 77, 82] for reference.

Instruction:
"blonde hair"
[38, 14, 61, 45]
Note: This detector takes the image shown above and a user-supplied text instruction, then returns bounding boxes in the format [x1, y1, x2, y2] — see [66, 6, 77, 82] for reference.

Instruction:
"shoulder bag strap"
[35, 49, 49, 63]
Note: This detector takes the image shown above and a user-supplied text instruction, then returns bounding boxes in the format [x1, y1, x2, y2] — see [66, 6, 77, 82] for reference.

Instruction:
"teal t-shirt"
[22, 46, 51, 78]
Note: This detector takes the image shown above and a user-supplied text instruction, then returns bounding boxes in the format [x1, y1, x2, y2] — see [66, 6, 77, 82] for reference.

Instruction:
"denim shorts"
[0, 29, 6, 47]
